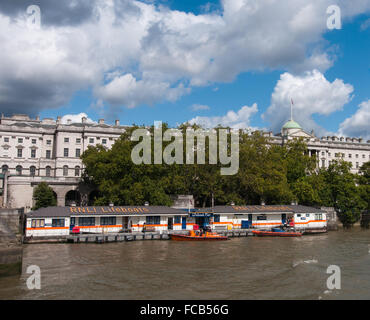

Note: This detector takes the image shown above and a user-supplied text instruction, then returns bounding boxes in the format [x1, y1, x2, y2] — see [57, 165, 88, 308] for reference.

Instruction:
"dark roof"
[26, 206, 186, 218]
[204, 205, 325, 214]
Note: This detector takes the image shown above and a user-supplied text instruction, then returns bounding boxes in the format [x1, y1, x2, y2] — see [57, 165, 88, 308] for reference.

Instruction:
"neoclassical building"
[264, 116, 370, 172]
[0, 114, 369, 211]
[0, 114, 126, 210]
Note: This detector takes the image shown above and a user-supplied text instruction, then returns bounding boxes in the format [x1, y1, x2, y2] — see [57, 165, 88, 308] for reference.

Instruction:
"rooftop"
[282, 120, 302, 130]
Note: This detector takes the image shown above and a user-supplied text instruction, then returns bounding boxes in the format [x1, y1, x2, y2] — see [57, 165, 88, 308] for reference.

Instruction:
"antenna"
[290, 98, 294, 121]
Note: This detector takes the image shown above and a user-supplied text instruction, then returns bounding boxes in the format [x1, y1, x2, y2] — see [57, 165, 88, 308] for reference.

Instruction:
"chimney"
[115, 120, 120, 126]
[67, 119, 72, 125]
[98, 119, 104, 125]
[56, 116, 61, 124]
[82, 117, 87, 124]
[36, 116, 40, 121]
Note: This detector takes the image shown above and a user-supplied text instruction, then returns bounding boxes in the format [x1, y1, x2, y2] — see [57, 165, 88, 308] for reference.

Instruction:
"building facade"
[0, 114, 126, 210]
[264, 117, 370, 173]
[0, 114, 369, 211]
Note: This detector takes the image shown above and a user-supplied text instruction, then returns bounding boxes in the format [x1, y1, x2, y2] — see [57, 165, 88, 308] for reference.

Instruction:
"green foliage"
[32, 182, 57, 210]
[357, 161, 370, 210]
[81, 126, 368, 227]
[284, 139, 316, 184]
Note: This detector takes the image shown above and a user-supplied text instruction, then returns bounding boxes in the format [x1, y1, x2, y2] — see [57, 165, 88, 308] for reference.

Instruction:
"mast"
[290, 98, 294, 121]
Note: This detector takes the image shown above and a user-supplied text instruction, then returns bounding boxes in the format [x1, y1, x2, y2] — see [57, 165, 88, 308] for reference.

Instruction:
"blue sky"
[1, 0, 369, 138]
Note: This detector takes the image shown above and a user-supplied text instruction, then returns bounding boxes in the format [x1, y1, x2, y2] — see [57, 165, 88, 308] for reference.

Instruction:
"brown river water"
[0, 228, 369, 300]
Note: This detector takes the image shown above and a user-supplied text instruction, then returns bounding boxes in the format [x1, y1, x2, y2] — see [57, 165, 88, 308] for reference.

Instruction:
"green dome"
[282, 120, 302, 129]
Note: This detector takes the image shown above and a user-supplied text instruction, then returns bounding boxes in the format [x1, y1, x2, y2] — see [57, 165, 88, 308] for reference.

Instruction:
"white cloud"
[61, 113, 95, 124]
[263, 70, 354, 136]
[338, 100, 370, 139]
[188, 103, 258, 129]
[1, 0, 370, 116]
[190, 104, 210, 111]
[96, 73, 190, 108]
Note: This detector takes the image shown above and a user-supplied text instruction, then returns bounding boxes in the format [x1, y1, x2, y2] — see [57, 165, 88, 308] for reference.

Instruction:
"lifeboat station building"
[25, 204, 327, 238]
[189, 205, 327, 233]
[25, 205, 189, 238]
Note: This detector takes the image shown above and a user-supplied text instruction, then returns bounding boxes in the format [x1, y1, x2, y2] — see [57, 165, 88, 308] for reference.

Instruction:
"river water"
[0, 228, 369, 300]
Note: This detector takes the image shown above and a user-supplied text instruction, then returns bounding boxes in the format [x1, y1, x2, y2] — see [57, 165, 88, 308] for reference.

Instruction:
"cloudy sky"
[0, 0, 369, 138]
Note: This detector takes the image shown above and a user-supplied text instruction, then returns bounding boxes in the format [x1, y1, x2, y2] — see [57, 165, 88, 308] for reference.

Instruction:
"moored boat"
[170, 230, 229, 241]
[252, 229, 302, 237]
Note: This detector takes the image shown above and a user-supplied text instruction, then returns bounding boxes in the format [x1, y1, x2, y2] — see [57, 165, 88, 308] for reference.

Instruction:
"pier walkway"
[64, 229, 253, 244]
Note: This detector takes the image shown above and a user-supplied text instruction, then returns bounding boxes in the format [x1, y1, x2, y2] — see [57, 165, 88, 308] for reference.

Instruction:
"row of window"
[63, 137, 108, 144]
[14, 148, 37, 158]
[30, 213, 325, 229]
[8, 148, 84, 159]
[1, 165, 81, 177]
[321, 151, 368, 159]
[31, 219, 65, 228]
[3, 137, 39, 144]
[3, 137, 111, 145]
[63, 148, 81, 158]
[31, 217, 119, 228]
[321, 160, 364, 169]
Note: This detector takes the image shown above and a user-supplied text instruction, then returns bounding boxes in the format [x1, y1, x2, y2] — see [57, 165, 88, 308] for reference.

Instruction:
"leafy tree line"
[68, 125, 368, 228]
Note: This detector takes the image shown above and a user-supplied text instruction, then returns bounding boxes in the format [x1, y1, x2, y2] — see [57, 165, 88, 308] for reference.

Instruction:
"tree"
[32, 182, 57, 210]
[322, 160, 366, 228]
[235, 132, 294, 205]
[283, 139, 317, 185]
[357, 161, 370, 211]
[80, 123, 367, 225]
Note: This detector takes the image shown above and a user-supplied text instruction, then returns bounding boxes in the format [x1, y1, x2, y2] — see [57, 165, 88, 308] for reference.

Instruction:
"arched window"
[63, 165, 68, 176]
[45, 166, 51, 177]
[30, 166, 36, 177]
[75, 166, 80, 177]
[16, 165, 22, 176]
[1, 165, 8, 174]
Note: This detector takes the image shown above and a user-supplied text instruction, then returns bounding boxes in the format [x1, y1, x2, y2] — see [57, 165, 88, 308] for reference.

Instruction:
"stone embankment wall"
[0, 209, 24, 276]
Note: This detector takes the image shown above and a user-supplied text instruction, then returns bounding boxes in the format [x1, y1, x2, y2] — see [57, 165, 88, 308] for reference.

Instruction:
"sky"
[0, 0, 369, 138]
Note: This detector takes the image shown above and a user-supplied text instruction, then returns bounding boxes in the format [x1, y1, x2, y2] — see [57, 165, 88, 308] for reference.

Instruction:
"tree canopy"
[81, 125, 369, 227]
[32, 182, 57, 210]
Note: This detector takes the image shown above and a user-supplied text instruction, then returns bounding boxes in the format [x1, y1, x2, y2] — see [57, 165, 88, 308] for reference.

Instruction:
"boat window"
[214, 214, 220, 222]
[306, 214, 310, 217]
[315, 213, 323, 220]
[257, 215, 267, 220]
[52, 219, 65, 228]
[101, 216, 116, 226]
[174, 216, 181, 224]
[31, 219, 45, 228]
[146, 216, 160, 225]
[79, 217, 95, 226]
[297, 214, 301, 217]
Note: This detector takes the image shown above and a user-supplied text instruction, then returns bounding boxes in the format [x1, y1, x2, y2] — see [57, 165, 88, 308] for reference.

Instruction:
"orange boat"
[170, 230, 229, 241]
